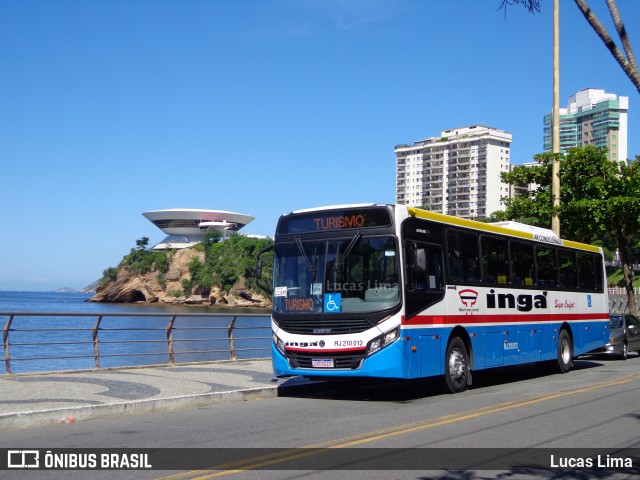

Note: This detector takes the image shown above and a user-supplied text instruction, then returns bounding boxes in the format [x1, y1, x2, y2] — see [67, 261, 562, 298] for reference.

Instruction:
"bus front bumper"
[272, 342, 406, 379]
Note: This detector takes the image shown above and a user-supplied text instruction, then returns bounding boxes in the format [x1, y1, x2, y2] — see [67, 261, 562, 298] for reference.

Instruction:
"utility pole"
[551, 0, 561, 236]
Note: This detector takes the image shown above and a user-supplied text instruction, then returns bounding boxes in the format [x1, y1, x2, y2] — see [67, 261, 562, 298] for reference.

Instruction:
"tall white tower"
[395, 125, 512, 219]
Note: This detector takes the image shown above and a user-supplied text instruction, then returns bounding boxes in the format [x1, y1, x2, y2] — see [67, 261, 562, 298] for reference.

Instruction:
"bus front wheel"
[556, 329, 572, 374]
[444, 337, 469, 394]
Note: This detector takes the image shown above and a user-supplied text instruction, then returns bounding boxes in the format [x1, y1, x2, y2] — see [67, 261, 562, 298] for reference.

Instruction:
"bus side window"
[404, 242, 445, 319]
[510, 241, 534, 287]
[405, 242, 443, 292]
[577, 252, 602, 291]
[594, 254, 604, 292]
[559, 249, 577, 289]
[405, 242, 417, 290]
[415, 247, 428, 290]
[425, 246, 443, 290]
[536, 246, 558, 287]
[577, 252, 594, 290]
[481, 236, 509, 285]
[447, 230, 479, 284]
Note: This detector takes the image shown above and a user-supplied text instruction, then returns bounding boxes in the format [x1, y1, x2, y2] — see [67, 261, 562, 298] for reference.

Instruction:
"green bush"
[122, 249, 170, 274]
[99, 266, 119, 286]
[189, 235, 273, 294]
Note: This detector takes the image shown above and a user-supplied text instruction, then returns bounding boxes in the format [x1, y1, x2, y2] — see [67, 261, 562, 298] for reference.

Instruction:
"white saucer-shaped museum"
[142, 209, 255, 250]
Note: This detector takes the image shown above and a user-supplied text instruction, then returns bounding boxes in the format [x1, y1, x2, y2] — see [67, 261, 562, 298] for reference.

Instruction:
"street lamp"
[551, 0, 561, 236]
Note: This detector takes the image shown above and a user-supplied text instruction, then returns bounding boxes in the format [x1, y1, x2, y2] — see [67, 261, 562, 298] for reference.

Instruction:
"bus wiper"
[335, 231, 362, 270]
[342, 231, 362, 263]
[295, 236, 315, 274]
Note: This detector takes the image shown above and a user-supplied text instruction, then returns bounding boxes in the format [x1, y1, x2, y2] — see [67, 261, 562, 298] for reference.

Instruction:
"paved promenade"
[0, 360, 318, 431]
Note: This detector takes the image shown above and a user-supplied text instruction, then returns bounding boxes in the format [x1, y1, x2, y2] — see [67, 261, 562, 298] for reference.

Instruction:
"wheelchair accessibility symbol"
[324, 294, 341, 313]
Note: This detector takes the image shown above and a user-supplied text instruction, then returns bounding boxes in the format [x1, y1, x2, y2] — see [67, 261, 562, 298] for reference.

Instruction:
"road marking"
[156, 373, 640, 479]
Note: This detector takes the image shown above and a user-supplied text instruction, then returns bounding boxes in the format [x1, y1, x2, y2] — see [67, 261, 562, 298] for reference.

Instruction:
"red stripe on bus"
[402, 313, 608, 325]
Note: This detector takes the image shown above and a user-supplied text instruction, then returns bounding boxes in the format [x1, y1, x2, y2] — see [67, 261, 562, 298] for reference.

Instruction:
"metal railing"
[1, 312, 271, 375]
[607, 287, 640, 295]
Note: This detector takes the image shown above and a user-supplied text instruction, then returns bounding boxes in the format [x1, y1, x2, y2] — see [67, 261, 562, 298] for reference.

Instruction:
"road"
[2, 355, 640, 480]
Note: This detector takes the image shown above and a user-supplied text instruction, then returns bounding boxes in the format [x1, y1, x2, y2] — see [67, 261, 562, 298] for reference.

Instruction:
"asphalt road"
[2, 355, 640, 480]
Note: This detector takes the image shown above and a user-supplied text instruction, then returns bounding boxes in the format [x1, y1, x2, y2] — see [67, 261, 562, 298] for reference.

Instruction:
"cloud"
[245, 0, 400, 39]
[304, 0, 399, 30]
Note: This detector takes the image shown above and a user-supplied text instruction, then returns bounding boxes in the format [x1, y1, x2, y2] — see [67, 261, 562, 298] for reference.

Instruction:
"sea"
[0, 291, 271, 374]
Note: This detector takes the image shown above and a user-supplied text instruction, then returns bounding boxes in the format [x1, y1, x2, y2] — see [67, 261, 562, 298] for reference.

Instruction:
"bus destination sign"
[277, 207, 392, 234]
[314, 214, 364, 231]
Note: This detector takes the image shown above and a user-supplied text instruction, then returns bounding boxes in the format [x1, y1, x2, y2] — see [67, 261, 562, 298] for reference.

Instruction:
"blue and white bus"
[256, 204, 609, 393]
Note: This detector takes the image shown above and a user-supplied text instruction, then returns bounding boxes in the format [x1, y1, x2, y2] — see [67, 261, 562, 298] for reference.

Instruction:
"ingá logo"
[458, 289, 478, 308]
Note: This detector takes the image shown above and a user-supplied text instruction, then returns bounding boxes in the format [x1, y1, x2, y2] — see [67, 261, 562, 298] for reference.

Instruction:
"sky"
[1, 0, 639, 292]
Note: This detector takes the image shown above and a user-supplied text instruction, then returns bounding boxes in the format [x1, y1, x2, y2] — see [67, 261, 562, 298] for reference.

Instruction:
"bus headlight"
[366, 327, 399, 357]
[272, 333, 286, 355]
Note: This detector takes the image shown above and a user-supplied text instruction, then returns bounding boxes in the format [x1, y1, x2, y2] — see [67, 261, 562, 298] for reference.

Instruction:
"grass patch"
[607, 267, 640, 288]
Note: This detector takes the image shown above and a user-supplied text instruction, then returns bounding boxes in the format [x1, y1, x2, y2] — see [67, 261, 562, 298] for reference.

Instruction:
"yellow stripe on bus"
[407, 207, 600, 253]
[563, 239, 601, 253]
[408, 208, 532, 239]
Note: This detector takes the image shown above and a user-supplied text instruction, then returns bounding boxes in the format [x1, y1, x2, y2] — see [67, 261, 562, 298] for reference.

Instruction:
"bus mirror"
[255, 258, 262, 279]
[255, 244, 273, 295]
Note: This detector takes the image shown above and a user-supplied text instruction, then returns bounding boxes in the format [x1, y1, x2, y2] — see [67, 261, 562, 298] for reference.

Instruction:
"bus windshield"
[273, 236, 399, 314]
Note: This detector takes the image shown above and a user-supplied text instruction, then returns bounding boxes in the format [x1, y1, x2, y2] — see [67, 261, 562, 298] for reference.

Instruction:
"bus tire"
[555, 329, 572, 374]
[444, 337, 469, 394]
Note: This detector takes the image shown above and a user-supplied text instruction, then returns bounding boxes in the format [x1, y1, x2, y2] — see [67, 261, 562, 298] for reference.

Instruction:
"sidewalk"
[0, 360, 319, 431]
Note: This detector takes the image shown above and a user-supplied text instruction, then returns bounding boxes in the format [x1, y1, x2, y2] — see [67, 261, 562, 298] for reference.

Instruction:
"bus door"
[533, 245, 555, 360]
[404, 241, 445, 377]
[481, 235, 511, 367]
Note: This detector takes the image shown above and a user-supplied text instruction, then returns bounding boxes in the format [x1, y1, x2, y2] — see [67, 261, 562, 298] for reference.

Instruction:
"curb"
[0, 386, 279, 432]
[0, 381, 328, 432]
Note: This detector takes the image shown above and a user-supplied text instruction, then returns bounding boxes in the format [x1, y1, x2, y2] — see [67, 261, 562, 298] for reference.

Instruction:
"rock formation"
[89, 247, 271, 308]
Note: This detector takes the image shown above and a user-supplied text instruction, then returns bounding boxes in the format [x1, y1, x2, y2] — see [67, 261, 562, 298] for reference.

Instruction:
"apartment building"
[543, 88, 628, 162]
[395, 125, 512, 219]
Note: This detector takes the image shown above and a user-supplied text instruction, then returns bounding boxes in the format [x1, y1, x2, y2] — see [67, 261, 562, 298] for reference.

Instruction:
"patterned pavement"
[0, 360, 314, 431]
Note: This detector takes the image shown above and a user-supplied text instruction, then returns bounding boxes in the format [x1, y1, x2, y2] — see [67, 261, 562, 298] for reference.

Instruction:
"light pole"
[551, 0, 561, 236]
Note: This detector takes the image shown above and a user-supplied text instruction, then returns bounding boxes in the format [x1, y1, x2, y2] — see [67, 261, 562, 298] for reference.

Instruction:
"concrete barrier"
[608, 294, 640, 314]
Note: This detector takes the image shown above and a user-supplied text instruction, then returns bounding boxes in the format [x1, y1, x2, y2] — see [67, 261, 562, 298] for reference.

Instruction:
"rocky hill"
[89, 242, 271, 308]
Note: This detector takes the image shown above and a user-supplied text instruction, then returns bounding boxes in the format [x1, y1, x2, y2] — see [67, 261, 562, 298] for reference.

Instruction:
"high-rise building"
[395, 125, 512, 219]
[543, 88, 628, 162]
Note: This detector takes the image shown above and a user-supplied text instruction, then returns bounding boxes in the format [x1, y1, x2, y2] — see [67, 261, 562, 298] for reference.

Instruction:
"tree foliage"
[122, 238, 170, 274]
[99, 266, 118, 287]
[135, 237, 149, 251]
[98, 238, 171, 284]
[188, 235, 273, 295]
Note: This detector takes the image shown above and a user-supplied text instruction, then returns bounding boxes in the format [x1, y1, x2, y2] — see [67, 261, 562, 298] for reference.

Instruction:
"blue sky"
[1, 0, 639, 292]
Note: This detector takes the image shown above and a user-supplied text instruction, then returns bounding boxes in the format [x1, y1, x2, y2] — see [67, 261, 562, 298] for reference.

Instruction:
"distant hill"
[55, 287, 77, 293]
[80, 280, 100, 293]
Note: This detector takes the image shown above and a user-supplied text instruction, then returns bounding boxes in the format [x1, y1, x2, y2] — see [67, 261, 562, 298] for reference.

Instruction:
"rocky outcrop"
[89, 248, 271, 308]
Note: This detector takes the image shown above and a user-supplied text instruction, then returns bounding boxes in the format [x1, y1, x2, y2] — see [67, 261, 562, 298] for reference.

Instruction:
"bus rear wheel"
[555, 329, 572, 374]
[445, 337, 469, 394]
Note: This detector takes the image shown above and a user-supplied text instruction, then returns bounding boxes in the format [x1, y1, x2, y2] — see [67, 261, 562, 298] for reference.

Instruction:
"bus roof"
[279, 204, 600, 253]
[288, 203, 387, 215]
[407, 207, 601, 253]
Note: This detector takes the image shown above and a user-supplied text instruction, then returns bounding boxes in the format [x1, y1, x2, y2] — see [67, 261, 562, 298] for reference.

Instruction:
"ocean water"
[0, 291, 271, 374]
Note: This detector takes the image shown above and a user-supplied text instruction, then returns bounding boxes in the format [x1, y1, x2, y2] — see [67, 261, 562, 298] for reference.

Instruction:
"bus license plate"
[312, 358, 334, 368]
